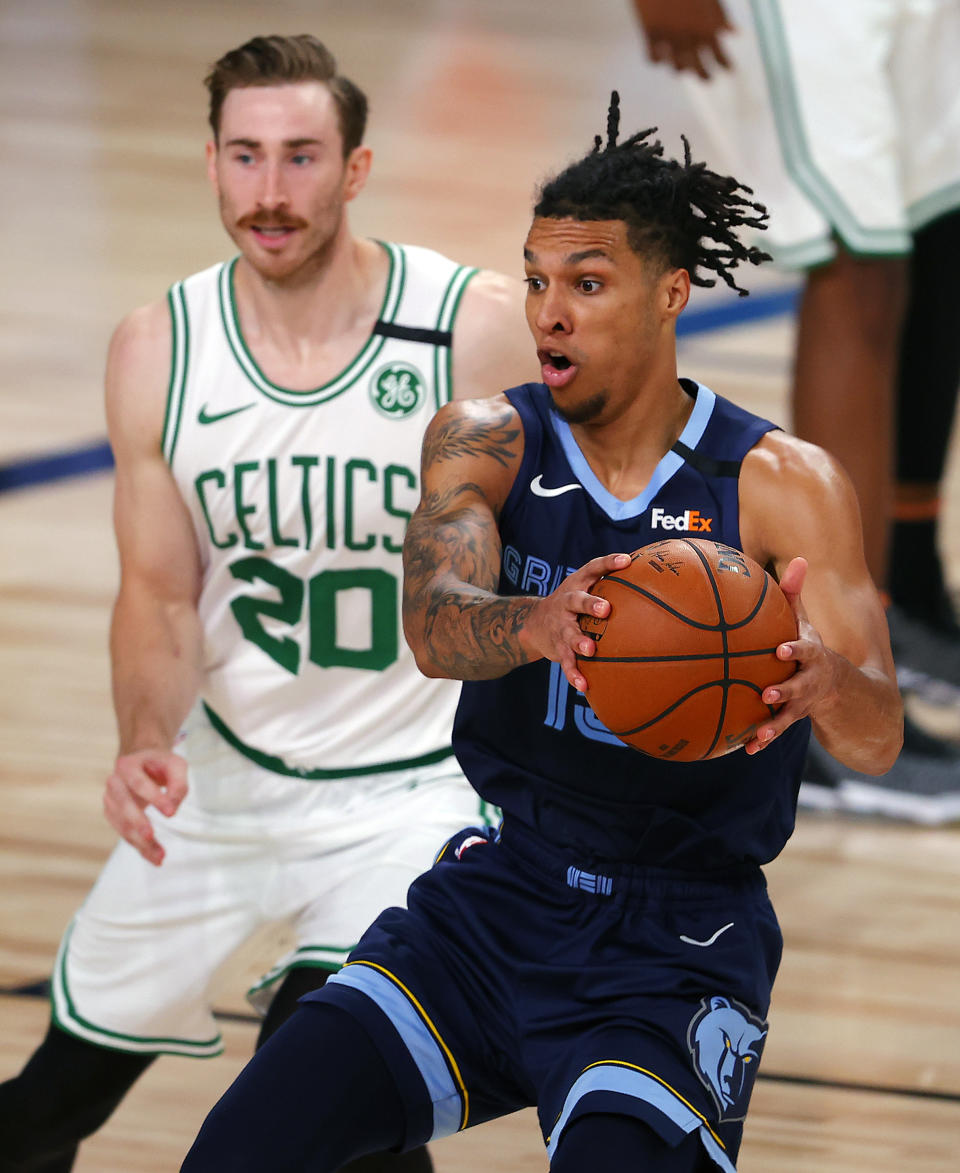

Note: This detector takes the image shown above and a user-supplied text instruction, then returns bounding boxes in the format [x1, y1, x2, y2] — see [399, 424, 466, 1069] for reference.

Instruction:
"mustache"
[236, 212, 308, 230]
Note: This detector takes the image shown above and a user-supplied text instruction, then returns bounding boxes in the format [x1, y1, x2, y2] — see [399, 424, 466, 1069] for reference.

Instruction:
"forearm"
[407, 578, 540, 681]
[810, 654, 903, 774]
[110, 587, 204, 754]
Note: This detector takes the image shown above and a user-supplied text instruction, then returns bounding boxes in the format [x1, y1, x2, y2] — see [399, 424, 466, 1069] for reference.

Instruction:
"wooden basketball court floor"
[1, 1, 958, 1169]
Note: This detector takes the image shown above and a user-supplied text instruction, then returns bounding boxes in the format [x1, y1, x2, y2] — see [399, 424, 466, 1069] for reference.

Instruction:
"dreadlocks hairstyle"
[534, 92, 771, 297]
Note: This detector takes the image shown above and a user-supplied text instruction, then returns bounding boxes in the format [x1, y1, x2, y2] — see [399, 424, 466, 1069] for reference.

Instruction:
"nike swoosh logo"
[198, 403, 256, 425]
[680, 922, 734, 948]
[530, 474, 582, 498]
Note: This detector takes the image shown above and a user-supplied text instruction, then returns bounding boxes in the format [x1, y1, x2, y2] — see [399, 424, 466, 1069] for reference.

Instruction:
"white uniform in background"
[53, 242, 496, 1056]
[681, 0, 960, 267]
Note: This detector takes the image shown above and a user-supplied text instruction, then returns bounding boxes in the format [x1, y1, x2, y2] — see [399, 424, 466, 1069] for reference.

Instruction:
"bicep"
[106, 306, 202, 605]
[742, 436, 895, 678]
[404, 484, 503, 598]
[403, 398, 521, 600]
[112, 452, 202, 604]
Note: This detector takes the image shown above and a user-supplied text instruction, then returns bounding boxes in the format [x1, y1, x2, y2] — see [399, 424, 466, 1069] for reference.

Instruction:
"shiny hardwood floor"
[1, 1, 958, 1169]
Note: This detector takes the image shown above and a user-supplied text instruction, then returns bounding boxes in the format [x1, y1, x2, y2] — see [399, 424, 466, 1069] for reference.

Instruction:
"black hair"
[534, 92, 771, 296]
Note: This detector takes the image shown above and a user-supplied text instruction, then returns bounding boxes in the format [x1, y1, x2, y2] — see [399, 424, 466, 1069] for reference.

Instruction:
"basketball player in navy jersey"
[182, 97, 903, 1172]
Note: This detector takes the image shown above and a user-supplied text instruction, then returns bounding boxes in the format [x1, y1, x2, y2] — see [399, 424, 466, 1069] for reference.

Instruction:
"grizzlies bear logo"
[687, 995, 767, 1122]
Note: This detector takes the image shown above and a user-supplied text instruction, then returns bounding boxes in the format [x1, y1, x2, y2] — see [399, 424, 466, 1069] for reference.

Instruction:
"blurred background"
[0, 1, 957, 1169]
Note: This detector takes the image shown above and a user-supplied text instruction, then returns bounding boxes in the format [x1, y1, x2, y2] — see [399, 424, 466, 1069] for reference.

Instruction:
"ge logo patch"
[370, 362, 424, 418]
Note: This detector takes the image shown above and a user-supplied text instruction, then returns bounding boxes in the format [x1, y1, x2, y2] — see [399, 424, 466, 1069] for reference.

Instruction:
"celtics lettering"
[193, 454, 417, 553]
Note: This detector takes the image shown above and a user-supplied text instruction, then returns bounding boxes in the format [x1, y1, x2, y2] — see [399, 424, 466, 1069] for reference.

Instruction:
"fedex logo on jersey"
[650, 506, 713, 533]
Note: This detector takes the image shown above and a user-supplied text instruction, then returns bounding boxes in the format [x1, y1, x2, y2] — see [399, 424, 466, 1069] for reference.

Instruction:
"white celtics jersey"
[162, 242, 478, 777]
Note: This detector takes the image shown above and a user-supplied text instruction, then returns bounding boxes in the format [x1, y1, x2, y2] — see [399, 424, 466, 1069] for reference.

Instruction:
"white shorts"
[51, 709, 493, 1056]
[682, 0, 960, 267]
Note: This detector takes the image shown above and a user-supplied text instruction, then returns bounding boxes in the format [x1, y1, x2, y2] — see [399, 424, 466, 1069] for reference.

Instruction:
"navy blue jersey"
[452, 379, 810, 870]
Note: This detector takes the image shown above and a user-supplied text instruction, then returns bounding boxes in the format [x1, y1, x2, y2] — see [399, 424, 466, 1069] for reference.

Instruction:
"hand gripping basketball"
[576, 538, 797, 761]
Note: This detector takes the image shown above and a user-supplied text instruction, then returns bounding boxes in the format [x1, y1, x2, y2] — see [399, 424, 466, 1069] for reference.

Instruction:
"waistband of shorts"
[496, 817, 765, 900]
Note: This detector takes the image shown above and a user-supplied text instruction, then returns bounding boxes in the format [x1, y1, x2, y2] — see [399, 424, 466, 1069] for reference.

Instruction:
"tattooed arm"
[402, 396, 633, 685]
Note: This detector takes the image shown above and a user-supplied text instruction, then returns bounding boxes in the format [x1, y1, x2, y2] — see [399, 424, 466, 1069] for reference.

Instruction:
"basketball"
[577, 538, 797, 762]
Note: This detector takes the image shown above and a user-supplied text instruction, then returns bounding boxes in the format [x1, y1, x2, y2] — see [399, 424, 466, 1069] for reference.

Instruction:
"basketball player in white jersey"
[631, 0, 960, 817]
[0, 34, 537, 1173]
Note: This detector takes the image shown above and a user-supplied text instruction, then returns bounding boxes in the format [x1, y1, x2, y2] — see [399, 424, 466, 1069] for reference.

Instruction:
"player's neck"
[231, 233, 388, 389]
[570, 367, 693, 501]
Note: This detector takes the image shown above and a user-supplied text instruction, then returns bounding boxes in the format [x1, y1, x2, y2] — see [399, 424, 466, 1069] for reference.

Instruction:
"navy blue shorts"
[306, 820, 782, 1171]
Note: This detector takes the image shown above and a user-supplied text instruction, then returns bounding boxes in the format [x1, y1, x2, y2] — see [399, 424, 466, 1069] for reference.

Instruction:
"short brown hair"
[204, 34, 368, 155]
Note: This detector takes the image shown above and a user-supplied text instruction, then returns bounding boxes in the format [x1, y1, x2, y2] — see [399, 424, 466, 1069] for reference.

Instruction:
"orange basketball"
[577, 538, 797, 762]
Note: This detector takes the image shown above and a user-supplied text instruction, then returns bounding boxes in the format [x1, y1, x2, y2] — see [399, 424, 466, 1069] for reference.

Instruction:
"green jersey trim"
[218, 241, 406, 406]
[247, 950, 351, 1000]
[433, 265, 479, 408]
[51, 922, 223, 1057]
[203, 701, 456, 778]
[766, 233, 836, 272]
[749, 0, 911, 258]
[908, 181, 960, 233]
[162, 282, 190, 465]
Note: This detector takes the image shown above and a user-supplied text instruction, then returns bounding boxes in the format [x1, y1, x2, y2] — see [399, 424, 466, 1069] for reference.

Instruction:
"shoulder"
[421, 393, 525, 515]
[105, 299, 173, 452]
[448, 269, 539, 399]
[423, 394, 524, 475]
[458, 268, 527, 323]
[107, 299, 172, 375]
[426, 392, 524, 449]
[742, 429, 853, 498]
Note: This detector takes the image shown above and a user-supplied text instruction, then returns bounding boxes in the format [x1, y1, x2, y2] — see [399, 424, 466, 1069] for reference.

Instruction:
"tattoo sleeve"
[402, 404, 535, 679]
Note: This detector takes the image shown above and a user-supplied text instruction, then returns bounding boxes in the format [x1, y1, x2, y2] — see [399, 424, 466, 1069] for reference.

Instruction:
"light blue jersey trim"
[551, 383, 716, 521]
[545, 1064, 735, 1172]
[325, 965, 463, 1140]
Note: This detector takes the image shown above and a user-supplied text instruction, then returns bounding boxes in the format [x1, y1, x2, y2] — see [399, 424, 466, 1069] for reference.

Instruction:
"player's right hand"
[523, 553, 633, 693]
[103, 750, 189, 867]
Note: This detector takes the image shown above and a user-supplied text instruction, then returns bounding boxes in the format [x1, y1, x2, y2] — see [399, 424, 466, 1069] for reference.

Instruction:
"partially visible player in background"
[632, 0, 960, 816]
[0, 33, 537, 1173]
[181, 97, 902, 1173]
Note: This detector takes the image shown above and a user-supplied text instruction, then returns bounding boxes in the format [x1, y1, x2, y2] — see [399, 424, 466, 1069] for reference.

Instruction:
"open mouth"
[538, 348, 574, 369]
[537, 348, 579, 388]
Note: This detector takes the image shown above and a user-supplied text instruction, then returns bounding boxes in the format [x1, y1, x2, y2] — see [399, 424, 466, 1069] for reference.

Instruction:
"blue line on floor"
[0, 286, 798, 496]
[677, 286, 798, 337]
[0, 440, 114, 493]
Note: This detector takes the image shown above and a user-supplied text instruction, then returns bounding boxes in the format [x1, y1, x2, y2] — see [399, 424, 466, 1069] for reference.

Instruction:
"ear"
[205, 140, 219, 197]
[660, 266, 690, 321]
[342, 145, 373, 203]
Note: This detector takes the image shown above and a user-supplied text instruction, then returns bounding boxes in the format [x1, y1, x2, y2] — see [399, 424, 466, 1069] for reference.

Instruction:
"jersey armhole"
[498, 385, 541, 522]
[434, 265, 479, 407]
[161, 281, 190, 468]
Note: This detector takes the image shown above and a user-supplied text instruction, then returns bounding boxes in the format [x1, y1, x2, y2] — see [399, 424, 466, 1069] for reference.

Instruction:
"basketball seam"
[613, 679, 772, 738]
[585, 539, 786, 762]
[582, 646, 783, 665]
[600, 574, 769, 632]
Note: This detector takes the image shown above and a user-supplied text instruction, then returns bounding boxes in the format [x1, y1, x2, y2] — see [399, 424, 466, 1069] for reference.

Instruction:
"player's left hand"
[743, 557, 842, 754]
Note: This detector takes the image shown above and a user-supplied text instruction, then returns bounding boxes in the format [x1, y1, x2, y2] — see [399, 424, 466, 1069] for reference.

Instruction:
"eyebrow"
[223, 137, 324, 149]
[523, 247, 613, 265]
